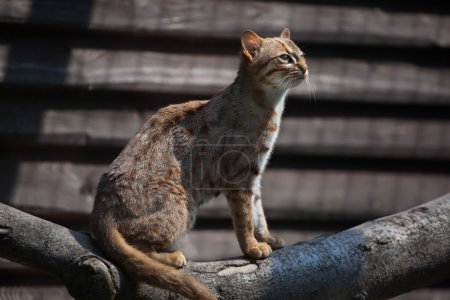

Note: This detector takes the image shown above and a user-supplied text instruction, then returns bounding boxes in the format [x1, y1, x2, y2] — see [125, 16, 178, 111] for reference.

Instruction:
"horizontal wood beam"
[0, 0, 449, 48]
[0, 286, 72, 300]
[0, 106, 449, 159]
[0, 286, 445, 300]
[0, 44, 449, 104]
[2, 161, 449, 222]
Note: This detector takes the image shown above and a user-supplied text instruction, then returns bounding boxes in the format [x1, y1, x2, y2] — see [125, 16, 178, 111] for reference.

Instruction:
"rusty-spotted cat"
[90, 28, 308, 300]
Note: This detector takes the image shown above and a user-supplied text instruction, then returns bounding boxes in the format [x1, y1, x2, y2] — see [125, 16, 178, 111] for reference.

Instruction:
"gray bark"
[1, 194, 450, 300]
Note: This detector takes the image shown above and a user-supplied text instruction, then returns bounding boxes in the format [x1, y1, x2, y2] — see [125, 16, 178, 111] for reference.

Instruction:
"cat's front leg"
[253, 194, 285, 249]
[226, 190, 272, 259]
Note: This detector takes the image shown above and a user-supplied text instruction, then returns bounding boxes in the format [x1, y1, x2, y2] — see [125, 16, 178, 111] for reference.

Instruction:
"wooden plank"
[0, 0, 449, 48]
[2, 161, 449, 221]
[279, 117, 450, 159]
[392, 289, 450, 300]
[0, 109, 146, 145]
[0, 45, 449, 104]
[0, 286, 447, 300]
[0, 286, 72, 300]
[1, 106, 449, 159]
[0, 258, 55, 277]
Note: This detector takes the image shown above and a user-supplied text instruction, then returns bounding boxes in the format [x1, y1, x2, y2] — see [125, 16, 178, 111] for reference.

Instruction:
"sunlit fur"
[241, 29, 308, 91]
[90, 29, 308, 300]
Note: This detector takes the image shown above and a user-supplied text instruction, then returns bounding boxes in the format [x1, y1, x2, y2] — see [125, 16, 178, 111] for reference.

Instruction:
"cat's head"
[240, 28, 308, 90]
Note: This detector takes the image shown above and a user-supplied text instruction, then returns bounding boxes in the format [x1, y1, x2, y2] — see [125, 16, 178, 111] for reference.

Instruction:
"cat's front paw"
[259, 235, 285, 249]
[245, 242, 272, 259]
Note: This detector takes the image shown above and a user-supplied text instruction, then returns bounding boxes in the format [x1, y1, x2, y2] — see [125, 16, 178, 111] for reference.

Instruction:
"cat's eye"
[278, 54, 294, 64]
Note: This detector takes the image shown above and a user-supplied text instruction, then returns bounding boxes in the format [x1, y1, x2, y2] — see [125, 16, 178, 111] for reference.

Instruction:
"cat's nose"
[298, 68, 308, 78]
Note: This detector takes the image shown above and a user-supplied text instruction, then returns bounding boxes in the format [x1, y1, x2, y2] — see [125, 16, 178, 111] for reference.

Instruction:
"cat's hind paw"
[168, 250, 187, 268]
[151, 250, 187, 268]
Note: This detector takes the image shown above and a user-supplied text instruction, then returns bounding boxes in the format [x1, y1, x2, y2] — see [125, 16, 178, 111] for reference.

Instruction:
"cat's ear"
[280, 28, 290, 40]
[241, 30, 263, 62]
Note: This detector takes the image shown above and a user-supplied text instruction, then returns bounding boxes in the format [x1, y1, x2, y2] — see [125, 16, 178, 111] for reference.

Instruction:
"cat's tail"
[98, 225, 218, 300]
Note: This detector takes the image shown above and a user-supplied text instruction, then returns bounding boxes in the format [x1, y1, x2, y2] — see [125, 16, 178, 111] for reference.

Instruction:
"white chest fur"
[257, 93, 286, 172]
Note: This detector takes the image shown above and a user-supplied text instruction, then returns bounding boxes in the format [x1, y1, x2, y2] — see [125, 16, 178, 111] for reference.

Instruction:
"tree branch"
[1, 194, 450, 300]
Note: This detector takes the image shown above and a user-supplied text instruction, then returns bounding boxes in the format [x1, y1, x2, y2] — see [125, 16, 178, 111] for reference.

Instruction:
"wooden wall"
[0, 0, 449, 299]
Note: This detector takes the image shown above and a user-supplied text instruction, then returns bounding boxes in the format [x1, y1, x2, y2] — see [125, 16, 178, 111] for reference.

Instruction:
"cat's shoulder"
[141, 100, 209, 132]
[160, 100, 209, 115]
[153, 100, 209, 124]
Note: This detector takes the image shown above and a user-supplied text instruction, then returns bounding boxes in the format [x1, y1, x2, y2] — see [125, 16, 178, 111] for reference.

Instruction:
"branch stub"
[0, 228, 10, 238]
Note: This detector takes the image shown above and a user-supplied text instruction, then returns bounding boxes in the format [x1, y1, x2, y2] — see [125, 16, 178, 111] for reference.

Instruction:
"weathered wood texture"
[0, 286, 72, 300]
[5, 256, 449, 299]
[0, 286, 449, 300]
[1, 194, 449, 300]
[3, 161, 450, 223]
[0, 45, 449, 104]
[1, 107, 449, 159]
[0, 0, 449, 298]
[0, 0, 449, 47]
[393, 289, 450, 300]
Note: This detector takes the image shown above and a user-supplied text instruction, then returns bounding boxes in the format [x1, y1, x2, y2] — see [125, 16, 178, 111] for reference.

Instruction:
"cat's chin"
[267, 79, 303, 91]
[287, 78, 304, 88]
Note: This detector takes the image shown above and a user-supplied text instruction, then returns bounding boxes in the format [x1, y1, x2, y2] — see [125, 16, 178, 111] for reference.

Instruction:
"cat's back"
[103, 100, 210, 179]
[150, 100, 210, 130]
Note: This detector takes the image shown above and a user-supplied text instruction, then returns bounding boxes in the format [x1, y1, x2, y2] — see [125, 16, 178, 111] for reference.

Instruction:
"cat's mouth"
[291, 71, 308, 86]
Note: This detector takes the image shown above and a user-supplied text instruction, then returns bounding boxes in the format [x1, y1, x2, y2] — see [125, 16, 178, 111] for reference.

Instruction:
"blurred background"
[0, 0, 449, 299]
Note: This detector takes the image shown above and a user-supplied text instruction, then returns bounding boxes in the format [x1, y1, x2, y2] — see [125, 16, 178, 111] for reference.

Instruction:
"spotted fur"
[90, 28, 308, 300]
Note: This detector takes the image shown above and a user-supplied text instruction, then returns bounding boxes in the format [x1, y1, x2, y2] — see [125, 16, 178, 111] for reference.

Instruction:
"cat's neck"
[227, 66, 288, 121]
[206, 60, 289, 139]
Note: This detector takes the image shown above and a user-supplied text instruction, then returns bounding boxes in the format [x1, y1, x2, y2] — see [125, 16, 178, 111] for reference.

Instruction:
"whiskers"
[304, 75, 317, 104]
[273, 73, 317, 104]
[273, 74, 295, 91]
[271, 71, 316, 104]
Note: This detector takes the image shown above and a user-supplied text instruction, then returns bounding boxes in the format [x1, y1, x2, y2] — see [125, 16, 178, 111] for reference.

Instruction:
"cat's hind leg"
[119, 189, 191, 268]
